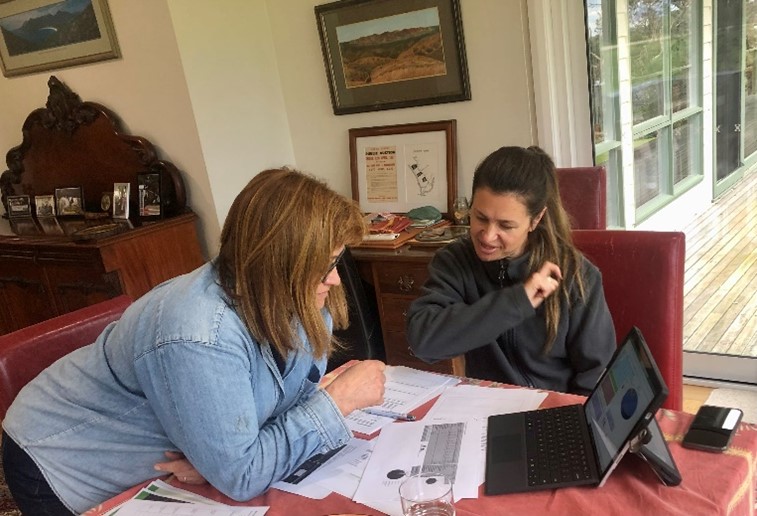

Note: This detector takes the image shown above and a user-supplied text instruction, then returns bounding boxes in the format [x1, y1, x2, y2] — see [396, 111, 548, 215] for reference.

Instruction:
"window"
[744, 1, 757, 158]
[586, 0, 703, 224]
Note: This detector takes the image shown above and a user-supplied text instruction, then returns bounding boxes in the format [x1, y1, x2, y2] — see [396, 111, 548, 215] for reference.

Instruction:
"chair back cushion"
[572, 230, 685, 410]
[0, 295, 132, 420]
[557, 166, 607, 229]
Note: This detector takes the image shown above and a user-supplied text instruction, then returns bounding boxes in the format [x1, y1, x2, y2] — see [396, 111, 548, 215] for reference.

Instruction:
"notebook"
[484, 326, 668, 495]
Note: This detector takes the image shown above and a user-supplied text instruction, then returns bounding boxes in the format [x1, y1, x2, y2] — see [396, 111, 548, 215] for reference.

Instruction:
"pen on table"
[361, 408, 417, 421]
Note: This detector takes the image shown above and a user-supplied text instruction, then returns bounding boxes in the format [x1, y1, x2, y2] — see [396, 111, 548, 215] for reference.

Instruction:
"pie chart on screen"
[620, 388, 638, 419]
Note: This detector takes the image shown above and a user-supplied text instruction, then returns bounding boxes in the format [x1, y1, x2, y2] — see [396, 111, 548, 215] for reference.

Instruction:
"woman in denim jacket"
[2, 168, 386, 514]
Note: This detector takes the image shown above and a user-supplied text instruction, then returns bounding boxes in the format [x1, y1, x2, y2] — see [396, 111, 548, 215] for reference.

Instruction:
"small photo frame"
[6, 194, 31, 218]
[113, 182, 130, 219]
[138, 173, 162, 219]
[100, 192, 113, 214]
[55, 187, 84, 217]
[34, 194, 56, 217]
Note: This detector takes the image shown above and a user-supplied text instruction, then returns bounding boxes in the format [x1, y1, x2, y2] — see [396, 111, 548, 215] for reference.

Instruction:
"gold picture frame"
[0, 0, 120, 78]
[349, 119, 457, 216]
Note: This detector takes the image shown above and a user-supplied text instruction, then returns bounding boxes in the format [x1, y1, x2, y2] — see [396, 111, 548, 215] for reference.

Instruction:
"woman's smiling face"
[469, 187, 543, 262]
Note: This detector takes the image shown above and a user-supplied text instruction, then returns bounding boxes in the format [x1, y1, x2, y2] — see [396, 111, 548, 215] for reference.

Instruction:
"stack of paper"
[351, 384, 548, 516]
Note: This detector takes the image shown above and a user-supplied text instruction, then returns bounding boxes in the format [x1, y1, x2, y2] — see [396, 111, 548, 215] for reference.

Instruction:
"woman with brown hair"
[2, 167, 385, 514]
[407, 146, 615, 395]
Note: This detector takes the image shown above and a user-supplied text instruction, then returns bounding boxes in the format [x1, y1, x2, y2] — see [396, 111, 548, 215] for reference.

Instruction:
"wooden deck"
[682, 171, 757, 356]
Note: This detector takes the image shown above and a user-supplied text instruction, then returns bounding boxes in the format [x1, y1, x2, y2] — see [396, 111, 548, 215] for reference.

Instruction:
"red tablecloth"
[85, 386, 757, 516]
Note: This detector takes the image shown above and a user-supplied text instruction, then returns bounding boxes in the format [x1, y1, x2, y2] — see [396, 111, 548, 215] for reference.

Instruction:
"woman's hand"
[324, 359, 386, 416]
[154, 451, 208, 485]
[523, 261, 563, 308]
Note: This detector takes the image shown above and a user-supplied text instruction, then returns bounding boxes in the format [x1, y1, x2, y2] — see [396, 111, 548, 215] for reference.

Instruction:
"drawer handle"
[397, 275, 415, 292]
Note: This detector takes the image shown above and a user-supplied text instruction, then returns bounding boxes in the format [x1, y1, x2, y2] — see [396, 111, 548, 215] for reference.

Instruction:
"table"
[84, 383, 757, 516]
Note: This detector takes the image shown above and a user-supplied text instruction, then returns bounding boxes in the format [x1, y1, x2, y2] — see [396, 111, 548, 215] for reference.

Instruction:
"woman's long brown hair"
[216, 168, 365, 359]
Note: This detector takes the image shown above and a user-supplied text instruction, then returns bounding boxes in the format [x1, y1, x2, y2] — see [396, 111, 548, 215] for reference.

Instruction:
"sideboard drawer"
[380, 294, 412, 332]
[374, 262, 428, 296]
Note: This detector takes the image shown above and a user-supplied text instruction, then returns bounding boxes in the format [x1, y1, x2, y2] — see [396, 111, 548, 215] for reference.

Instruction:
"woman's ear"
[530, 207, 547, 232]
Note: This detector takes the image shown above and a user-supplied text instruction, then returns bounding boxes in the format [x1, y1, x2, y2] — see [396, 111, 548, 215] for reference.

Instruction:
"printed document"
[345, 366, 459, 435]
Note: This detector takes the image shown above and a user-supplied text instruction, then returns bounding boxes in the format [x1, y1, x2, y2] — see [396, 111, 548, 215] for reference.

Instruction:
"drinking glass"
[399, 473, 455, 516]
[452, 196, 469, 225]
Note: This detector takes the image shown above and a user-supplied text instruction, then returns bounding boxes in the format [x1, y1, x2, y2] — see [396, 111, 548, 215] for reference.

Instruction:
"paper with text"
[345, 366, 459, 435]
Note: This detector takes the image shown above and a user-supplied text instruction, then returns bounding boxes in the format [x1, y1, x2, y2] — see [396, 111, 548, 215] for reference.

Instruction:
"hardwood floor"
[682, 384, 713, 415]
[682, 171, 757, 356]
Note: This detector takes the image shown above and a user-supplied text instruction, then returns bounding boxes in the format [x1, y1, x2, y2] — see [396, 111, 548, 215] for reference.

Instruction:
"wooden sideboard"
[350, 244, 465, 376]
[0, 212, 204, 335]
[0, 76, 206, 335]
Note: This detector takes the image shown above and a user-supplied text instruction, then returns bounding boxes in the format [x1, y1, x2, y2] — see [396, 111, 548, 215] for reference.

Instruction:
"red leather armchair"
[557, 166, 607, 229]
[572, 230, 685, 410]
[0, 295, 132, 420]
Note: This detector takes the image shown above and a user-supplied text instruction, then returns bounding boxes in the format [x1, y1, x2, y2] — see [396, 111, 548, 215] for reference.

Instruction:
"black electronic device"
[629, 417, 682, 486]
[682, 405, 743, 453]
[485, 327, 668, 495]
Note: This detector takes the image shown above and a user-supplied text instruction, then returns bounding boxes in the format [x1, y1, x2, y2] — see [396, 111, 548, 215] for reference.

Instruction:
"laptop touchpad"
[491, 434, 522, 462]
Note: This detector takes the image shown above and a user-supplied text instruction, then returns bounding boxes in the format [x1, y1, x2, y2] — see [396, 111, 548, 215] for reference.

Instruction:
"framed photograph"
[6, 194, 31, 218]
[349, 119, 457, 216]
[112, 182, 130, 219]
[0, 0, 120, 78]
[54, 186, 84, 216]
[100, 191, 112, 214]
[315, 0, 470, 115]
[34, 194, 55, 217]
[138, 172, 162, 219]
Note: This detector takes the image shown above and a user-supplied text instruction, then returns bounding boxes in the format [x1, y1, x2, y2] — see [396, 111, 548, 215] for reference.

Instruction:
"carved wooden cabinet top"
[1, 75, 187, 220]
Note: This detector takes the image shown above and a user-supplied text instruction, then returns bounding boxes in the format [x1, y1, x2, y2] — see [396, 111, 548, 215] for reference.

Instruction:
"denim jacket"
[2, 262, 352, 513]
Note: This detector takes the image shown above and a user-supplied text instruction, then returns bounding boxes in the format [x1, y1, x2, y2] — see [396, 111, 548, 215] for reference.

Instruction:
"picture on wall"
[0, 0, 120, 78]
[349, 120, 457, 216]
[315, 0, 470, 114]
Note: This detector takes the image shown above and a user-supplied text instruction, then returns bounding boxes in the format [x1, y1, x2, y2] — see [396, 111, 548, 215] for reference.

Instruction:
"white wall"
[166, 0, 295, 234]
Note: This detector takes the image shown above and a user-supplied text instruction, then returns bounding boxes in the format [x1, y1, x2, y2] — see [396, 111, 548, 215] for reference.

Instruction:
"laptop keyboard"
[525, 405, 593, 486]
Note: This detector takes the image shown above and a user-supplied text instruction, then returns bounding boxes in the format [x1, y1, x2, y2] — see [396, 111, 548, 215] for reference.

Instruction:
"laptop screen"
[584, 327, 668, 478]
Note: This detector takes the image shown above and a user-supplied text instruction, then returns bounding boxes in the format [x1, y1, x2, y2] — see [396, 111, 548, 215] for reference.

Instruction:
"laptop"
[485, 326, 668, 495]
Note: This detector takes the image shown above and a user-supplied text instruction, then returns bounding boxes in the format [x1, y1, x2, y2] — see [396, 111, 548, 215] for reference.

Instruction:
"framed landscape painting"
[315, 0, 470, 115]
[0, 0, 120, 78]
